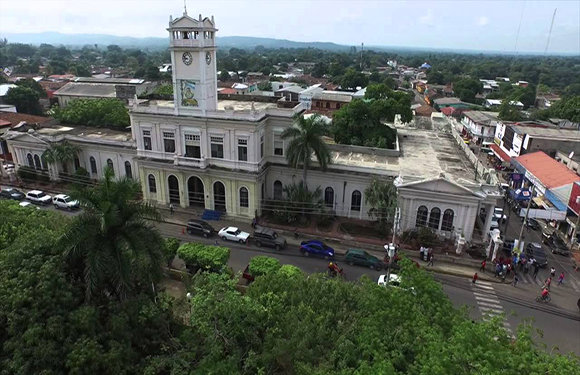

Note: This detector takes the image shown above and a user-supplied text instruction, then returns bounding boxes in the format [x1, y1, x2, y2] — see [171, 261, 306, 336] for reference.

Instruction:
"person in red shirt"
[479, 260, 486, 273]
[472, 272, 479, 284]
[541, 287, 550, 301]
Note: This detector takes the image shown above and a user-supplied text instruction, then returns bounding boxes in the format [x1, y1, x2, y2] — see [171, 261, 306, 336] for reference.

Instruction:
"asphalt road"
[4, 188, 579, 356]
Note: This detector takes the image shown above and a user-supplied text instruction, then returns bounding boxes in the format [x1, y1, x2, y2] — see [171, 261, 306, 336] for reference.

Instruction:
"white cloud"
[477, 16, 489, 26]
[419, 10, 434, 27]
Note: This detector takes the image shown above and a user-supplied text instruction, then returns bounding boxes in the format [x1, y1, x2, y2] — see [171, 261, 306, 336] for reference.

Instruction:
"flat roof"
[512, 126, 580, 141]
[54, 83, 116, 98]
[312, 91, 353, 102]
[73, 77, 146, 85]
[217, 100, 278, 111]
[434, 97, 462, 105]
[463, 111, 498, 124]
[331, 128, 477, 184]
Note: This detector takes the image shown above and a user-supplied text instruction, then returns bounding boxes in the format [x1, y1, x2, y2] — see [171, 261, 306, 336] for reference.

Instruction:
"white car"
[26, 190, 52, 205]
[218, 226, 250, 244]
[53, 194, 80, 210]
[493, 208, 507, 222]
[378, 274, 415, 293]
[19, 201, 39, 209]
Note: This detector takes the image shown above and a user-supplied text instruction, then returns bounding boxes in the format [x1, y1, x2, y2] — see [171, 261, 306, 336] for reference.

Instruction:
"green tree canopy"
[5, 86, 43, 115]
[340, 67, 369, 89]
[365, 178, 398, 231]
[177, 243, 230, 272]
[51, 98, 130, 129]
[453, 78, 483, 104]
[15, 77, 47, 98]
[248, 256, 282, 277]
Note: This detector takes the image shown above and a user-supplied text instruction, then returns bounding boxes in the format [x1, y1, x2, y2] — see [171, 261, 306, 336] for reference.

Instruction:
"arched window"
[326, 102, 330, 109]
[33, 154, 42, 170]
[106, 159, 114, 174]
[168, 175, 180, 204]
[240, 187, 249, 208]
[148, 174, 157, 193]
[428, 207, 441, 230]
[324, 187, 334, 208]
[124, 161, 132, 179]
[441, 209, 454, 232]
[89, 157, 97, 174]
[273, 180, 283, 200]
[416, 206, 428, 227]
[26, 153, 34, 167]
[351, 190, 362, 212]
[74, 156, 80, 171]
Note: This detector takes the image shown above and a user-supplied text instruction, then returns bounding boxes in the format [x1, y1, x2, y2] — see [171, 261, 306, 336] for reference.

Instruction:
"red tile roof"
[440, 107, 454, 116]
[515, 151, 580, 189]
[0, 112, 52, 128]
[218, 88, 236, 95]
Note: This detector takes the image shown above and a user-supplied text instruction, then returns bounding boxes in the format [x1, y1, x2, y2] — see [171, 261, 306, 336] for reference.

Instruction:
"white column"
[483, 204, 494, 241]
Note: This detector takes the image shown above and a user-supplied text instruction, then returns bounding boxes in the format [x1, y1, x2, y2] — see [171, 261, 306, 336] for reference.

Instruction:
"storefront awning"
[490, 144, 511, 162]
[511, 188, 531, 201]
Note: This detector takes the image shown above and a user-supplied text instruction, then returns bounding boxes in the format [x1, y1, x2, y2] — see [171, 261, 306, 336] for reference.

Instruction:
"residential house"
[461, 111, 499, 145]
[555, 150, 580, 175]
[0, 112, 53, 163]
[311, 91, 352, 113]
[536, 93, 561, 109]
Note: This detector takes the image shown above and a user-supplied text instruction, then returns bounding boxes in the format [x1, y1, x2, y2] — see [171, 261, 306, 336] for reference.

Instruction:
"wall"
[527, 138, 580, 158]
[450, 124, 487, 180]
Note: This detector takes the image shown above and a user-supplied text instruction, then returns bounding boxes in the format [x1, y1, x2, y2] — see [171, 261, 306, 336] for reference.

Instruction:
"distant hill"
[0, 31, 350, 51]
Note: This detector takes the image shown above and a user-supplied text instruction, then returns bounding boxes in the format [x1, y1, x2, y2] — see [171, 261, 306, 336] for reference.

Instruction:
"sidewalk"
[159, 206, 494, 282]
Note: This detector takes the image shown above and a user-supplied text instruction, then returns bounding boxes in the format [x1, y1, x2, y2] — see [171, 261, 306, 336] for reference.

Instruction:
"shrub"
[248, 256, 281, 277]
[163, 238, 180, 268]
[177, 243, 230, 272]
[71, 167, 91, 186]
[17, 166, 37, 181]
[50, 98, 130, 129]
[277, 264, 303, 278]
[417, 227, 438, 247]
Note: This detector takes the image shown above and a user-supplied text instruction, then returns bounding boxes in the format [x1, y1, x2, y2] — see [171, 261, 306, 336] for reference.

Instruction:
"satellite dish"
[569, 151, 575, 159]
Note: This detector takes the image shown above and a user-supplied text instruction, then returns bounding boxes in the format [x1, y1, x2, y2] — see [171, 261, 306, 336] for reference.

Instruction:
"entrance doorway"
[188, 176, 205, 208]
[213, 181, 226, 212]
[168, 175, 180, 204]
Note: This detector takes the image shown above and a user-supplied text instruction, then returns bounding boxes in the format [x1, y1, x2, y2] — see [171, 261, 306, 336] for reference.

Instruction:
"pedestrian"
[543, 277, 552, 291]
[506, 263, 512, 277]
[214, 240, 219, 246]
[479, 260, 486, 273]
[550, 267, 556, 278]
[532, 262, 540, 279]
[472, 272, 479, 284]
[495, 263, 502, 278]
[512, 273, 519, 287]
[169, 202, 174, 215]
[524, 260, 530, 274]
[557, 272, 564, 286]
[428, 253, 434, 267]
[420, 247, 425, 261]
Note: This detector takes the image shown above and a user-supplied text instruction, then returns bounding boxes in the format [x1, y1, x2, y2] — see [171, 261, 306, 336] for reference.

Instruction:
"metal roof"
[54, 83, 116, 98]
[515, 151, 580, 189]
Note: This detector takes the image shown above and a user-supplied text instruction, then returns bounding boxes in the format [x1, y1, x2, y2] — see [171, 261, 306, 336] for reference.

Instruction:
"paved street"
[4, 185, 579, 356]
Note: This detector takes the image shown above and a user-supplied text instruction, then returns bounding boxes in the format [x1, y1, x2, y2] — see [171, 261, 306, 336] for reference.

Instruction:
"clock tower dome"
[168, 10, 218, 115]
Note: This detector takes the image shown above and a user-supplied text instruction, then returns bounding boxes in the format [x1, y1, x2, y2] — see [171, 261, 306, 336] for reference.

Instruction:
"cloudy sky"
[1, 0, 579, 53]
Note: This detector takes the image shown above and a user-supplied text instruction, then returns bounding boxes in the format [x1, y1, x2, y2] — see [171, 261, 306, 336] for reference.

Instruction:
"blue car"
[299, 240, 335, 259]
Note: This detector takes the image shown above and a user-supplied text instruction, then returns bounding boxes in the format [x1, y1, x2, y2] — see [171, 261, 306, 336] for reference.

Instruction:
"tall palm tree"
[61, 167, 164, 301]
[42, 140, 81, 175]
[281, 114, 331, 191]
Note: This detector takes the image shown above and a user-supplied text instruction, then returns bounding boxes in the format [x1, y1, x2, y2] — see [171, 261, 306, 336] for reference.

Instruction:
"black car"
[186, 219, 215, 238]
[253, 226, 287, 250]
[526, 218, 540, 231]
[544, 233, 569, 256]
[0, 188, 25, 200]
[525, 242, 548, 268]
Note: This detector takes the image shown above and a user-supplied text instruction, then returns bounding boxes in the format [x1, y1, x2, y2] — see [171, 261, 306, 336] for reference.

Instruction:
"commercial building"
[461, 111, 499, 145]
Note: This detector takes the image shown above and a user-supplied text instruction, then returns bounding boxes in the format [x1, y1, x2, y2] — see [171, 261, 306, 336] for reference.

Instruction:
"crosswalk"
[470, 280, 513, 336]
[514, 272, 580, 292]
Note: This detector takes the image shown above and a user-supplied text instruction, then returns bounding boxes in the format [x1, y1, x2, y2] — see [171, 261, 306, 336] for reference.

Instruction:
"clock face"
[182, 52, 193, 66]
[205, 52, 212, 65]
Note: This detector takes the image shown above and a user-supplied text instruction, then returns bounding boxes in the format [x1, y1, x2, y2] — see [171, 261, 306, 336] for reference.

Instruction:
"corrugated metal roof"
[515, 151, 580, 189]
[54, 83, 116, 98]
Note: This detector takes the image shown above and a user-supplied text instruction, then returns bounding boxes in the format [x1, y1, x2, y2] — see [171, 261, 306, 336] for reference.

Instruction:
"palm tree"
[42, 140, 81, 175]
[61, 167, 164, 301]
[281, 114, 331, 191]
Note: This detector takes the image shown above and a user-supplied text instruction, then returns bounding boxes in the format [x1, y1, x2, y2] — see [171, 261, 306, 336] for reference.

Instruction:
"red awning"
[490, 144, 511, 162]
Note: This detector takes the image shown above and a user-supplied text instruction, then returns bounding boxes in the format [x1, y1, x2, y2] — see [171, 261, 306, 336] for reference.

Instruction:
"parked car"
[187, 219, 215, 238]
[218, 226, 250, 244]
[26, 190, 52, 205]
[525, 242, 548, 267]
[526, 218, 541, 231]
[344, 249, 383, 271]
[378, 274, 416, 293]
[0, 187, 25, 200]
[53, 194, 80, 210]
[19, 201, 39, 209]
[494, 208, 507, 222]
[299, 240, 334, 259]
[253, 226, 286, 250]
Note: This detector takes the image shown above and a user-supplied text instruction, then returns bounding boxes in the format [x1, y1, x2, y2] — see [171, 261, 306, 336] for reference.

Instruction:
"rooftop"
[512, 125, 580, 141]
[330, 128, 478, 185]
[276, 85, 304, 94]
[434, 97, 463, 105]
[54, 83, 116, 98]
[515, 151, 580, 189]
[0, 112, 52, 128]
[73, 77, 146, 85]
[312, 91, 353, 102]
[463, 111, 499, 125]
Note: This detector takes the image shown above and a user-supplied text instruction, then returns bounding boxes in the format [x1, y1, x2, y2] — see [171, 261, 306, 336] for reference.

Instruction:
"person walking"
[557, 272, 565, 286]
[532, 262, 540, 279]
[420, 247, 425, 261]
[524, 259, 530, 274]
[543, 277, 552, 291]
[479, 260, 486, 273]
[428, 253, 434, 267]
[169, 202, 175, 215]
[472, 272, 479, 284]
[550, 267, 556, 278]
[495, 263, 502, 278]
[512, 273, 519, 287]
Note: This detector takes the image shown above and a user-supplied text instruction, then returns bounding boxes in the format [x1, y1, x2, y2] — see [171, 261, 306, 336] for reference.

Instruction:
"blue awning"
[545, 189, 568, 212]
[510, 188, 531, 201]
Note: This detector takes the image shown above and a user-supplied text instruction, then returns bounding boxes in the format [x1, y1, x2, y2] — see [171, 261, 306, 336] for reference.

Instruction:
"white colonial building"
[3, 10, 502, 243]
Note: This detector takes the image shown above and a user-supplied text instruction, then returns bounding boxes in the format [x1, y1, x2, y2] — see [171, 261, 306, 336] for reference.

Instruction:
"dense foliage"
[50, 98, 130, 129]
[4, 86, 43, 115]
[248, 255, 282, 277]
[1, 199, 579, 374]
[177, 242, 230, 272]
[331, 83, 409, 148]
[162, 237, 180, 268]
[365, 177, 398, 231]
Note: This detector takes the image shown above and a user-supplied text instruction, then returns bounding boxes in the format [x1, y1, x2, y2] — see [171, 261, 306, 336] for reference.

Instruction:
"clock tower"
[168, 10, 218, 115]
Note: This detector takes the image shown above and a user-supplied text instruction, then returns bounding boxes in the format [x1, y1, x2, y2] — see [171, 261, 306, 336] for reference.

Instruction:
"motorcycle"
[536, 295, 551, 303]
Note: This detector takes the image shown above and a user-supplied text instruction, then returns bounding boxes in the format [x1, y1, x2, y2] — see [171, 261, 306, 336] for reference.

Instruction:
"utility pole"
[516, 185, 534, 254]
[391, 207, 401, 246]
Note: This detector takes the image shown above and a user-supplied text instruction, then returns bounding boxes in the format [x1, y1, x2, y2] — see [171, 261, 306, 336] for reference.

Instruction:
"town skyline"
[0, 0, 579, 54]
